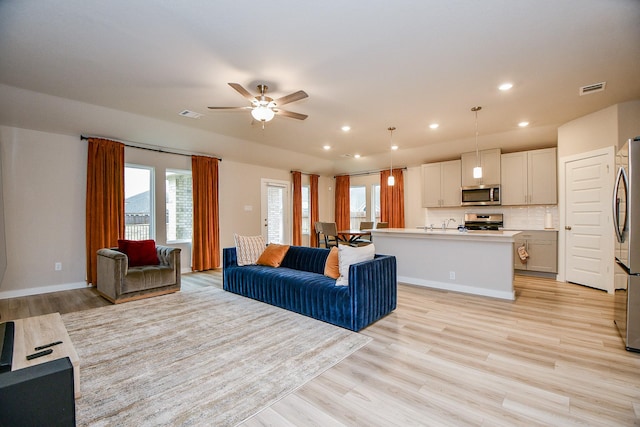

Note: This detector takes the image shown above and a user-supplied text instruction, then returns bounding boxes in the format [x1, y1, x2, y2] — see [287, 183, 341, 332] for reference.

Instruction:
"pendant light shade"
[387, 126, 396, 186]
[471, 106, 482, 179]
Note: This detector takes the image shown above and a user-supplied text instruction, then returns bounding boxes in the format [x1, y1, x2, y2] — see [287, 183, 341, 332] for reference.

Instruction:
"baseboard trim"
[0, 281, 90, 300]
[398, 275, 516, 301]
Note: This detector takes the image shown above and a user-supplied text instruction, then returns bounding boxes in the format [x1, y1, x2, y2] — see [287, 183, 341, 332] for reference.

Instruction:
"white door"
[564, 153, 613, 292]
[261, 179, 290, 244]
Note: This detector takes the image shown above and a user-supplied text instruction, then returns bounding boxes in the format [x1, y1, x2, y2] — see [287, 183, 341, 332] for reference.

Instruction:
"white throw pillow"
[234, 234, 266, 266]
[336, 244, 375, 286]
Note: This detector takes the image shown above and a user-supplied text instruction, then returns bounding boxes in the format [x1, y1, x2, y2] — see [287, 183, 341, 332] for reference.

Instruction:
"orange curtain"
[334, 175, 350, 231]
[292, 171, 302, 246]
[310, 174, 319, 247]
[85, 138, 125, 286]
[191, 156, 220, 271]
[380, 169, 405, 228]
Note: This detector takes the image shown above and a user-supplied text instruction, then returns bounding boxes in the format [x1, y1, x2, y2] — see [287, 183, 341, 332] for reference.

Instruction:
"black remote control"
[26, 348, 53, 360]
[35, 340, 62, 351]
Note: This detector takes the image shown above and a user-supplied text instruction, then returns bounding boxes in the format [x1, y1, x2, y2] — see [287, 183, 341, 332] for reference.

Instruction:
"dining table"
[338, 229, 372, 245]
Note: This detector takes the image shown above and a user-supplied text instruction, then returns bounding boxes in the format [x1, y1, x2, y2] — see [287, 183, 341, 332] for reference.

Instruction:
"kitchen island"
[370, 228, 521, 300]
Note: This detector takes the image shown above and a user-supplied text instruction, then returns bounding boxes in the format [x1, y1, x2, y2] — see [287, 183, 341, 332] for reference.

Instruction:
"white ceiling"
[1, 0, 639, 175]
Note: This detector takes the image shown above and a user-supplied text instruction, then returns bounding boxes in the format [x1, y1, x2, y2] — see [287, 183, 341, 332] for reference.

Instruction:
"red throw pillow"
[117, 239, 159, 267]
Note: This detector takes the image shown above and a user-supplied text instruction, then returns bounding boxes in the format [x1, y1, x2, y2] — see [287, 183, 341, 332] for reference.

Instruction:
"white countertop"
[370, 227, 522, 242]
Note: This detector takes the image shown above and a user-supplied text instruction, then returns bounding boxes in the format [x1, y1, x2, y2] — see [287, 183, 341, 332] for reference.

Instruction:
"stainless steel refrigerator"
[613, 136, 640, 352]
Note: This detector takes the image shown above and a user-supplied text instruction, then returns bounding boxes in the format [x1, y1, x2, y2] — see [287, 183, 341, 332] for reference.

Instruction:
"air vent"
[579, 82, 606, 96]
[179, 110, 203, 119]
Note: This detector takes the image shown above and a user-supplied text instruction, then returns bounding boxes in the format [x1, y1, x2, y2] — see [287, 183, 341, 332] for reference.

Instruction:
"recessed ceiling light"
[518, 121, 529, 127]
[498, 83, 513, 91]
[323, 145, 331, 150]
[429, 123, 439, 129]
[354, 154, 361, 159]
[341, 125, 351, 132]
[391, 145, 399, 150]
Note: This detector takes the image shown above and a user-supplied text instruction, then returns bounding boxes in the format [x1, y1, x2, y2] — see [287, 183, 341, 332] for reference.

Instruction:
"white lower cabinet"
[514, 230, 558, 273]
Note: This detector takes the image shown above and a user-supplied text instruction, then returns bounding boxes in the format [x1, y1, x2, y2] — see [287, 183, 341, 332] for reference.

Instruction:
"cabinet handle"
[565, 226, 572, 230]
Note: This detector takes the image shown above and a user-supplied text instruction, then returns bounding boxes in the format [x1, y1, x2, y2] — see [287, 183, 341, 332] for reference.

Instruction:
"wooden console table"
[11, 313, 80, 398]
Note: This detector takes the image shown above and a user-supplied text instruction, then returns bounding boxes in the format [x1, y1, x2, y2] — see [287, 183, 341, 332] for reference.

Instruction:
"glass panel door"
[261, 179, 290, 244]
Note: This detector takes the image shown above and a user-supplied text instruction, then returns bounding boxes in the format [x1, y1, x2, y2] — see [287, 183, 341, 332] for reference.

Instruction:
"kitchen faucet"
[442, 218, 456, 230]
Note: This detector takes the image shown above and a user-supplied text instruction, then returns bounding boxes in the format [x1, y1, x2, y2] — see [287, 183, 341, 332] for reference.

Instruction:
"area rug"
[62, 286, 371, 426]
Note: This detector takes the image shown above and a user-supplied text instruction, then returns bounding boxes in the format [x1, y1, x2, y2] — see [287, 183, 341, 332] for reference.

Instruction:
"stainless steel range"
[464, 213, 504, 230]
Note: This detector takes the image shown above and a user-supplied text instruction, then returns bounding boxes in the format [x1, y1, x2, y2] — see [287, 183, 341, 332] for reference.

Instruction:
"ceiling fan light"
[251, 106, 275, 122]
[473, 166, 483, 179]
[387, 175, 395, 186]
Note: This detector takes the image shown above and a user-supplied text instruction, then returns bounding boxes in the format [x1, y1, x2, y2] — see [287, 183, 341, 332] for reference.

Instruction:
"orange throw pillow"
[256, 244, 290, 267]
[324, 246, 340, 279]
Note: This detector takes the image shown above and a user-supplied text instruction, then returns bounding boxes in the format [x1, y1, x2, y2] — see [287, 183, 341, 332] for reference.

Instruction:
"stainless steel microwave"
[461, 185, 501, 206]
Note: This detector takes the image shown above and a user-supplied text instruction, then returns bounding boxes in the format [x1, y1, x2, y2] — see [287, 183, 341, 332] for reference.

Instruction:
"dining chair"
[352, 221, 374, 246]
[376, 222, 389, 228]
[313, 222, 324, 247]
[321, 222, 340, 248]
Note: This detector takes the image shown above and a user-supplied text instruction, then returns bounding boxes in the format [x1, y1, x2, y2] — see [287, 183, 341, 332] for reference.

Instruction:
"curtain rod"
[334, 166, 407, 179]
[80, 135, 222, 161]
[290, 170, 320, 176]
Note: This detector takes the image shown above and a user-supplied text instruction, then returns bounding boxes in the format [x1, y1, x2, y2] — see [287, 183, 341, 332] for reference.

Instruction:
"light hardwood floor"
[2, 273, 639, 426]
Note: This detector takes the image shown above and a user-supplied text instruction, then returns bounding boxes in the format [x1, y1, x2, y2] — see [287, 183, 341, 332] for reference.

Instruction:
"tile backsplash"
[422, 205, 559, 231]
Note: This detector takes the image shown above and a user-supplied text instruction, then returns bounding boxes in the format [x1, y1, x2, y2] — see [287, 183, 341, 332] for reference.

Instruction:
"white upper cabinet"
[422, 160, 461, 208]
[501, 147, 557, 205]
[461, 148, 501, 187]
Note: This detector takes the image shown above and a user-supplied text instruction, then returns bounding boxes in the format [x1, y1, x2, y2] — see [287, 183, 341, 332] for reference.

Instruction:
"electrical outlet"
[55, 262, 62, 271]
[449, 271, 455, 280]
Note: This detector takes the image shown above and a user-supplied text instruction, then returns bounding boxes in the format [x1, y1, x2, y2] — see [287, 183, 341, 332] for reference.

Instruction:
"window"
[301, 185, 310, 235]
[372, 184, 381, 223]
[125, 165, 154, 240]
[166, 169, 193, 242]
[350, 186, 366, 229]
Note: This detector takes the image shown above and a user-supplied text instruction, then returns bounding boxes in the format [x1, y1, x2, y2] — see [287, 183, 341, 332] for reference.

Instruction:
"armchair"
[96, 245, 181, 303]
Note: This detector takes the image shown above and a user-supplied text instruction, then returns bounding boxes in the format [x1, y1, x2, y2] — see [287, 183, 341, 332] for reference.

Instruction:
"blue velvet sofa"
[223, 246, 397, 331]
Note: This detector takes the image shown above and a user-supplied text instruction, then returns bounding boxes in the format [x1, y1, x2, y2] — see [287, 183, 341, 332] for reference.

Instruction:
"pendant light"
[387, 126, 396, 186]
[471, 106, 483, 179]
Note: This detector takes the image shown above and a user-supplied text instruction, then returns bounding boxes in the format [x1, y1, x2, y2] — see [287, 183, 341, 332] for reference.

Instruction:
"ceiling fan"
[208, 83, 308, 123]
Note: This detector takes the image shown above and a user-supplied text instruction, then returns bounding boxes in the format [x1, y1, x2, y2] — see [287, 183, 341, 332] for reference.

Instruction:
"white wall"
[0, 126, 89, 297]
[557, 100, 640, 159]
[4, 99, 636, 298]
[557, 104, 618, 159]
[618, 100, 640, 146]
[0, 125, 336, 298]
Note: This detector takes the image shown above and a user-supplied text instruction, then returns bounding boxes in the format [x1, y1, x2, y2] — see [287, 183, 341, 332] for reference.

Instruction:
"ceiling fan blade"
[228, 83, 256, 102]
[275, 109, 308, 120]
[274, 90, 308, 106]
[207, 106, 251, 110]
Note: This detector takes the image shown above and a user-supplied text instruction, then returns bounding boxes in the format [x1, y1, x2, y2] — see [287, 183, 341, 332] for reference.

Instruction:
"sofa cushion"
[234, 234, 266, 266]
[122, 265, 176, 293]
[117, 239, 159, 267]
[256, 244, 290, 267]
[336, 244, 376, 286]
[279, 246, 329, 274]
[324, 247, 339, 279]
